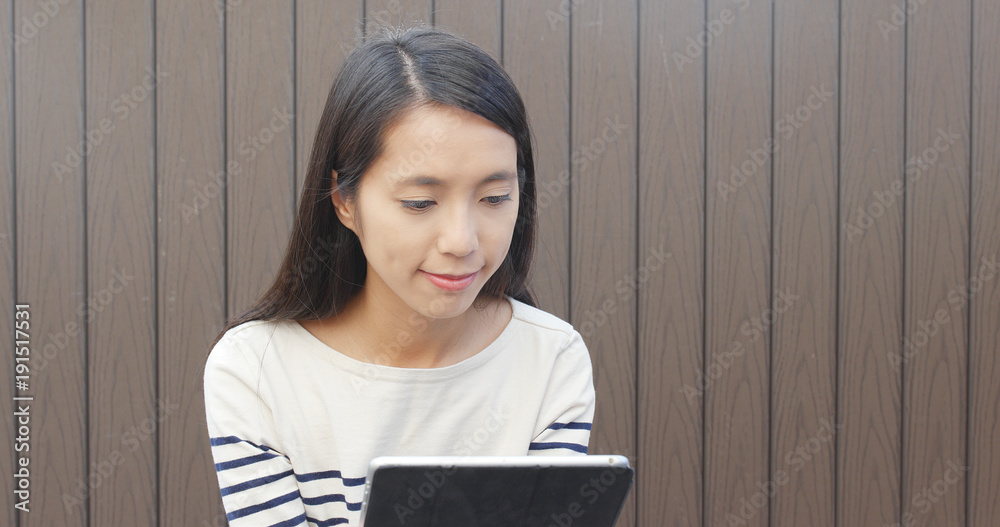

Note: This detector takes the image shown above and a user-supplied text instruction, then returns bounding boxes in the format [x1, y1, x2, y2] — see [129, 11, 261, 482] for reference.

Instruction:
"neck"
[338, 285, 508, 369]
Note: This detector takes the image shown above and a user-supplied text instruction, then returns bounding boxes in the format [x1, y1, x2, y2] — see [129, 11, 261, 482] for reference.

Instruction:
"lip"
[421, 270, 479, 291]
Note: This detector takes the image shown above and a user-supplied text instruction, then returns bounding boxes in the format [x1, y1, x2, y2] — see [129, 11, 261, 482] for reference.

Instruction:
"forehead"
[373, 105, 518, 189]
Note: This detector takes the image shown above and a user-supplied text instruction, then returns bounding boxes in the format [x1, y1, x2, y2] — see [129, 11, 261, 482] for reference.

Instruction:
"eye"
[483, 194, 512, 206]
[400, 200, 434, 211]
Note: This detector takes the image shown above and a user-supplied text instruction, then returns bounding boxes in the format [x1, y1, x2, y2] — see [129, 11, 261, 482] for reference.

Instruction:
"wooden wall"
[2, 1, 998, 526]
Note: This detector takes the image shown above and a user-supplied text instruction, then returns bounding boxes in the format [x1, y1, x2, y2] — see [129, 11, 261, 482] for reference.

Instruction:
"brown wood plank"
[571, 0, 637, 525]
[226, 3, 296, 316]
[703, 0, 771, 524]
[156, 0, 227, 525]
[637, 0, 703, 524]
[433, 0, 501, 60]
[14, 0, 87, 525]
[0, 0, 16, 522]
[365, 0, 431, 35]
[968, 2, 1000, 525]
[770, 0, 839, 525]
[295, 1, 363, 200]
[503, 0, 570, 319]
[837, 1, 905, 525]
[85, 0, 158, 523]
[902, 0, 971, 524]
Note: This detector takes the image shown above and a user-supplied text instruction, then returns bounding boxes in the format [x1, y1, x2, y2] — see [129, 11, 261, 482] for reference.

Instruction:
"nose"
[436, 204, 479, 257]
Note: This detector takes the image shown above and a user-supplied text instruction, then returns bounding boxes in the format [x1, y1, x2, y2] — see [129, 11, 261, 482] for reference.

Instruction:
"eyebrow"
[393, 170, 517, 188]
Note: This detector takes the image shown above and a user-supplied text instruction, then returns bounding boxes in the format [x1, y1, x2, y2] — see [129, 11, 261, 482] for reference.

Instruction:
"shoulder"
[507, 298, 590, 362]
[205, 319, 285, 380]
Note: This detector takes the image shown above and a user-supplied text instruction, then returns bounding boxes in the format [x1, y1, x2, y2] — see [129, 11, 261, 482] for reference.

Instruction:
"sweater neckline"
[286, 296, 520, 381]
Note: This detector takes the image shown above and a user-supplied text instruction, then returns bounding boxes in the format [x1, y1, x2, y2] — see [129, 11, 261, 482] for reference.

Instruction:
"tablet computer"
[358, 455, 634, 527]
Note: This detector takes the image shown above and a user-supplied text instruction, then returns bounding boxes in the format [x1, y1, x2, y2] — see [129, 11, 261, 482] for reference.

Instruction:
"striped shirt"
[203, 296, 595, 526]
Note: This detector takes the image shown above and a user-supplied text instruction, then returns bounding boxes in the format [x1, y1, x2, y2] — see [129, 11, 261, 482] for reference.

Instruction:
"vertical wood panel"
[770, 0, 838, 525]
[0, 0, 15, 522]
[837, 1, 904, 525]
[902, 0, 971, 524]
[365, 0, 431, 35]
[637, 0, 703, 524]
[968, 2, 1000, 525]
[504, 0, 571, 319]
[571, 0, 638, 525]
[226, 3, 295, 316]
[15, 0, 86, 525]
[433, 0, 501, 60]
[704, 0, 771, 524]
[295, 1, 363, 199]
[85, 0, 158, 523]
[157, 0, 226, 524]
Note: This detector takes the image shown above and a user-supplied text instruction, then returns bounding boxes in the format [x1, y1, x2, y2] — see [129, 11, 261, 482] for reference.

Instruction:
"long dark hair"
[209, 26, 538, 351]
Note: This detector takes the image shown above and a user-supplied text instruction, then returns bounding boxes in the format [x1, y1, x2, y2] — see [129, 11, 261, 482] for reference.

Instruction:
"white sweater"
[203, 296, 596, 526]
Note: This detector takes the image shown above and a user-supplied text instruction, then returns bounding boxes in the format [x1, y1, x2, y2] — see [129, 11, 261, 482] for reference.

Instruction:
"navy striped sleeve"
[528, 330, 596, 456]
[204, 342, 308, 526]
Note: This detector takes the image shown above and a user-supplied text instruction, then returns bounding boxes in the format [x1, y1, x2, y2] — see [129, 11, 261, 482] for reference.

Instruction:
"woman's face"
[333, 104, 520, 319]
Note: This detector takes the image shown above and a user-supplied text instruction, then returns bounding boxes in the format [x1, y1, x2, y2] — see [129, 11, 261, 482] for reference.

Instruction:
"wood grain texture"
[902, 0, 971, 524]
[295, 0, 362, 201]
[704, 0, 771, 524]
[434, 0, 500, 60]
[226, 3, 296, 317]
[571, 0, 638, 525]
[85, 0, 158, 523]
[0, 0, 15, 522]
[14, 0, 86, 525]
[837, 1, 905, 526]
[968, 2, 1000, 525]
[365, 0, 431, 35]
[156, 0, 226, 524]
[503, 0, 571, 319]
[638, 0, 704, 525]
[770, 0, 838, 525]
